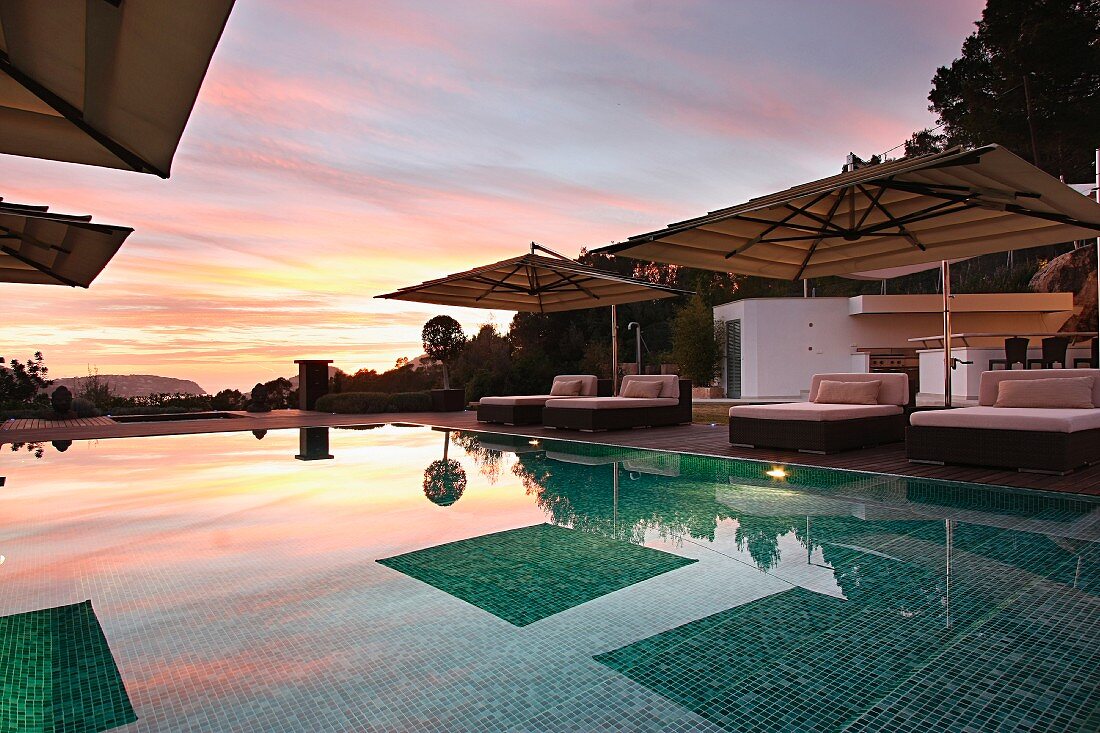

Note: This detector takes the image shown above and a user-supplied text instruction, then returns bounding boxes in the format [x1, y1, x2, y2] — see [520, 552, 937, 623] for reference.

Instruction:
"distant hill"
[47, 374, 207, 397]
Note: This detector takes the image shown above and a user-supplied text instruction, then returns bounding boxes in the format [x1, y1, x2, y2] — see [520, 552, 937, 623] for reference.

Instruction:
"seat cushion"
[910, 406, 1100, 433]
[978, 368, 1100, 406]
[813, 379, 881, 405]
[547, 397, 679, 410]
[993, 376, 1095, 409]
[479, 395, 553, 406]
[809, 372, 908, 406]
[729, 402, 902, 422]
[619, 375, 679, 399]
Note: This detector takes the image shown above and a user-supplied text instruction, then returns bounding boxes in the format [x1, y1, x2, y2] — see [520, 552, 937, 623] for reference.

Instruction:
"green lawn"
[692, 403, 730, 424]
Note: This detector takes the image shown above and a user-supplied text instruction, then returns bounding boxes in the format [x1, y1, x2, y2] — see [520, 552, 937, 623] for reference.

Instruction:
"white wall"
[714, 295, 1074, 400]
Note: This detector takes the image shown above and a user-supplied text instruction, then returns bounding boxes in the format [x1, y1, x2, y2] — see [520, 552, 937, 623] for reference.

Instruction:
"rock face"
[45, 374, 207, 398]
[1029, 246, 1098, 332]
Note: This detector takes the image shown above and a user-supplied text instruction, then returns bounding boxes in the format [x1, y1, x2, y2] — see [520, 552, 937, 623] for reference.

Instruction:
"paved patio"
[3, 409, 1099, 496]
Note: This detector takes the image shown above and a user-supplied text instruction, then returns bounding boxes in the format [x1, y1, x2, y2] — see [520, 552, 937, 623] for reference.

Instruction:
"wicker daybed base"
[476, 402, 544, 426]
[542, 379, 692, 431]
[728, 413, 906, 454]
[906, 425, 1100, 474]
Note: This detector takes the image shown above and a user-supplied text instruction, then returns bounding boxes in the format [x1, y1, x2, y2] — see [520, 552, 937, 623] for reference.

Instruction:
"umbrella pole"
[611, 304, 619, 395]
[942, 260, 952, 407]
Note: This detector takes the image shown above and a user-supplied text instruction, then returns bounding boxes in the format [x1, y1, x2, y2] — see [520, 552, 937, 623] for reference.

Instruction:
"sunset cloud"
[0, 0, 984, 390]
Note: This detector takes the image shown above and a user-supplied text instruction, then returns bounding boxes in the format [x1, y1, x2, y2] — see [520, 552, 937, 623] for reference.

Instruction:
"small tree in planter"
[671, 294, 721, 396]
[422, 315, 466, 410]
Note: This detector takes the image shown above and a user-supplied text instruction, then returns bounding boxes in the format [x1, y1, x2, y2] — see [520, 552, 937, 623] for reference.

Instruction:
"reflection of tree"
[450, 431, 504, 484]
[423, 459, 467, 506]
[9, 441, 44, 459]
[513, 449, 739, 546]
[732, 515, 808, 571]
[423, 430, 467, 506]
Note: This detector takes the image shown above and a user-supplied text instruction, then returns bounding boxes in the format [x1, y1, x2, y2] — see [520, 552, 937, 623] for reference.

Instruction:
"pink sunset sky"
[3, 0, 985, 392]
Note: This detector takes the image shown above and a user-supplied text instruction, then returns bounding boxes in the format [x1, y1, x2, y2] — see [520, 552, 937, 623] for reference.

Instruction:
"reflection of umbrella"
[0, 199, 130, 286]
[598, 145, 1100, 404]
[0, 1, 234, 177]
[423, 430, 467, 506]
[377, 243, 691, 393]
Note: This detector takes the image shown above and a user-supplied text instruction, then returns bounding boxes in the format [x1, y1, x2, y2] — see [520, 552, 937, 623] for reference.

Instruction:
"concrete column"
[294, 359, 333, 410]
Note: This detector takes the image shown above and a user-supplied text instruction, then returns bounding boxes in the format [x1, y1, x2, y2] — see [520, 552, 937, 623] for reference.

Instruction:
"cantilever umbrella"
[596, 144, 1100, 404]
[0, 199, 131, 287]
[376, 244, 691, 391]
[0, 0, 234, 178]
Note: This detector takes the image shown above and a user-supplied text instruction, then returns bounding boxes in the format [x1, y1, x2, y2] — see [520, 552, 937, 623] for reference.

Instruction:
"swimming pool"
[2, 425, 1096, 731]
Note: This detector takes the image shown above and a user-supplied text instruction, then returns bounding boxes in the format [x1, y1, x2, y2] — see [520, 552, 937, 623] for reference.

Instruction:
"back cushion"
[621, 380, 662, 398]
[809, 373, 908, 406]
[620, 374, 679, 399]
[553, 375, 598, 396]
[813, 379, 881, 405]
[994, 376, 1096, 409]
[550, 379, 583, 396]
[979, 368, 1100, 406]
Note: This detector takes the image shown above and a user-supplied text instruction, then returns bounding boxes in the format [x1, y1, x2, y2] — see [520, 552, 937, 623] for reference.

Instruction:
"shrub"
[387, 391, 432, 412]
[314, 392, 390, 414]
[71, 398, 101, 418]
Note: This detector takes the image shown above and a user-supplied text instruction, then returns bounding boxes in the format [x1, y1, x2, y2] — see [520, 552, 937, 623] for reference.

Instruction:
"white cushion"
[621, 380, 663, 398]
[548, 397, 679, 410]
[553, 374, 599, 396]
[994, 376, 1095, 409]
[550, 379, 584, 397]
[809, 373, 908, 406]
[729, 402, 902, 422]
[978, 368, 1100, 407]
[910, 406, 1100, 433]
[813, 379, 881, 405]
[479, 395, 554, 406]
[620, 374, 679, 399]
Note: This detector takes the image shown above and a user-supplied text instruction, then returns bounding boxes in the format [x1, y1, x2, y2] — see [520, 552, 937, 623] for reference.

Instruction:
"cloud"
[0, 0, 986, 390]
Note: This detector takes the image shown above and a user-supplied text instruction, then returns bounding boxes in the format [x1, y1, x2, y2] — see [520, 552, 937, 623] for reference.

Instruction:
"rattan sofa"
[541, 375, 692, 431]
[477, 375, 604, 426]
[728, 373, 908, 454]
[907, 368, 1100, 474]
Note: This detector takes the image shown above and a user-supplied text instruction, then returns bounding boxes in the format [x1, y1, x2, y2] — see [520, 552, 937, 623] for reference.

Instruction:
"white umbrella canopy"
[0, 0, 234, 178]
[596, 145, 1100, 279]
[376, 249, 689, 313]
[0, 199, 131, 287]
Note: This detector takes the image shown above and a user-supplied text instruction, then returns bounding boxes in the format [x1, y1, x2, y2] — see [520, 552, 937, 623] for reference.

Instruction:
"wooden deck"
[2, 410, 1098, 496]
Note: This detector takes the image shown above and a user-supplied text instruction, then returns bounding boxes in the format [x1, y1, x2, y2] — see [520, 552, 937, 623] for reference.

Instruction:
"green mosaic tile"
[0, 601, 136, 733]
[378, 523, 696, 626]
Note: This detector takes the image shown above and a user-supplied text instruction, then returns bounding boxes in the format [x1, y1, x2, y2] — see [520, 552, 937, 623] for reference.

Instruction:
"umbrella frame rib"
[0, 50, 166, 177]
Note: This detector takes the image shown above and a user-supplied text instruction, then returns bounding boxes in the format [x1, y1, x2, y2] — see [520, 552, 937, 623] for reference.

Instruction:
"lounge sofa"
[728, 373, 908, 454]
[541, 375, 692, 431]
[477, 375, 604, 426]
[907, 368, 1100, 474]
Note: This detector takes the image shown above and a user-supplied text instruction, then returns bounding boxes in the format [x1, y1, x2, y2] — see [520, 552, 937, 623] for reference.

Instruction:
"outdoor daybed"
[477, 375, 604, 426]
[541, 375, 692, 431]
[907, 368, 1100, 474]
[728, 373, 908, 454]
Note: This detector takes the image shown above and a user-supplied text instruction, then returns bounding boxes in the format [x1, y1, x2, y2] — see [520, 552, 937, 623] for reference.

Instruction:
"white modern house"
[713, 293, 1083, 404]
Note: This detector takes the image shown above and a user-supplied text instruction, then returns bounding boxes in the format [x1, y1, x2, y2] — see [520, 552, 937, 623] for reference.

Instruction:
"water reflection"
[294, 427, 332, 460]
[423, 429, 467, 506]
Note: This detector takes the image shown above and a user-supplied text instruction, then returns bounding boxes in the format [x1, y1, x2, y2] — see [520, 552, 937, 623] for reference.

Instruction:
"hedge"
[314, 390, 433, 414]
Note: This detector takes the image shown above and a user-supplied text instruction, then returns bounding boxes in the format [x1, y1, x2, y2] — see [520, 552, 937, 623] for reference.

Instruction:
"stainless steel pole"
[611, 304, 619, 395]
[1095, 149, 1099, 335]
[942, 260, 952, 407]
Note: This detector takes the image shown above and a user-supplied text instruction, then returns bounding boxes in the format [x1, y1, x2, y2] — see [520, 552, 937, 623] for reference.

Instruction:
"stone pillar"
[294, 359, 333, 410]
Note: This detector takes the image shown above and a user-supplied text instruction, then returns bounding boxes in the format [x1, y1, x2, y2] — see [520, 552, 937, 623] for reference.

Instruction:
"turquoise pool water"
[1, 425, 1096, 732]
